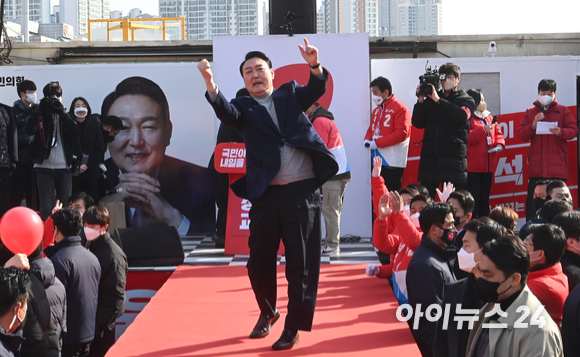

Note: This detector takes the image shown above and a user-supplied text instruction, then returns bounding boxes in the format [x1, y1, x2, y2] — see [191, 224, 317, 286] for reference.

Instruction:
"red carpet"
[107, 264, 420, 356]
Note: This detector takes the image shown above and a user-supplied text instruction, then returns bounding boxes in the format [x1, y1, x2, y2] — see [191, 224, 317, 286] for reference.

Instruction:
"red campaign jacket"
[517, 99, 578, 179]
[527, 262, 569, 326]
[364, 94, 411, 147]
[467, 113, 505, 173]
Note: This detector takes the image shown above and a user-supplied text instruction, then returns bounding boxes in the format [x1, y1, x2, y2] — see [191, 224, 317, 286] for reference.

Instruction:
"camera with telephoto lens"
[43, 81, 64, 113]
[71, 154, 89, 177]
[417, 61, 445, 97]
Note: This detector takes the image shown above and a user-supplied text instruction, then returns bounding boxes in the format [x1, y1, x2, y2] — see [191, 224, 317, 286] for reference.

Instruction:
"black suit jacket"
[206, 69, 338, 201]
[103, 155, 215, 235]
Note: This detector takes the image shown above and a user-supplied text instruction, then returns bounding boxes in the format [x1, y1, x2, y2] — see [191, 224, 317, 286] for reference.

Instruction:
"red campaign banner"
[402, 107, 578, 216]
[216, 143, 285, 255]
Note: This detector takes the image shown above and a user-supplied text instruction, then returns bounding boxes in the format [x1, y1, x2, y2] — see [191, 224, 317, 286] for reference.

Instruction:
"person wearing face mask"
[49, 209, 101, 357]
[531, 179, 550, 213]
[406, 202, 458, 357]
[367, 190, 426, 305]
[84, 206, 127, 357]
[11, 79, 38, 210]
[465, 89, 505, 218]
[517, 79, 578, 222]
[0, 266, 29, 357]
[412, 63, 475, 200]
[364, 76, 411, 192]
[465, 236, 562, 357]
[447, 191, 474, 253]
[69, 97, 105, 203]
[26, 82, 82, 221]
[523, 224, 569, 326]
[552, 211, 580, 292]
[433, 217, 505, 357]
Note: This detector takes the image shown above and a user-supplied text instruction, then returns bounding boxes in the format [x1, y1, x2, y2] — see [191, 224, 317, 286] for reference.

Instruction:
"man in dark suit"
[198, 38, 338, 350]
[99, 76, 215, 235]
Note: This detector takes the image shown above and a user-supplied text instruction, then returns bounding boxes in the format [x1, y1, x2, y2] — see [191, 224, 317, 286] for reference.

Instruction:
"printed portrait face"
[108, 94, 168, 176]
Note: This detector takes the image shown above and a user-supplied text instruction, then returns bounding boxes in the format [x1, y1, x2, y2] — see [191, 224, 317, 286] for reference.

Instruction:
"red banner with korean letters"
[215, 143, 285, 255]
[403, 107, 578, 224]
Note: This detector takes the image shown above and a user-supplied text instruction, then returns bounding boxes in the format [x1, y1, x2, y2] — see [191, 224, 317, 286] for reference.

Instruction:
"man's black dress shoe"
[249, 310, 280, 338]
[272, 329, 299, 350]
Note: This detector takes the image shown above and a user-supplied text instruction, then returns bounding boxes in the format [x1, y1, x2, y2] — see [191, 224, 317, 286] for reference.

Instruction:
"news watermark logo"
[396, 303, 547, 330]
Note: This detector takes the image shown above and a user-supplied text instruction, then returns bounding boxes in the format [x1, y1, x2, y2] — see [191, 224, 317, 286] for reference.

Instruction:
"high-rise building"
[60, 0, 110, 36]
[323, 0, 342, 34]
[159, 0, 266, 40]
[4, 0, 51, 24]
[383, 0, 442, 37]
[341, 0, 378, 36]
[317, 2, 325, 33]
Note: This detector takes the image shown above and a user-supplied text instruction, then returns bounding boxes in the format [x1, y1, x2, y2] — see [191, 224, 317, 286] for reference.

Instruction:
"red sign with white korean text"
[214, 143, 246, 174]
[402, 107, 578, 217]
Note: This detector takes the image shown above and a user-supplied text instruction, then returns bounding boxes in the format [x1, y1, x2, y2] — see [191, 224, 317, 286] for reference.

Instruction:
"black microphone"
[541, 106, 546, 114]
[105, 188, 123, 195]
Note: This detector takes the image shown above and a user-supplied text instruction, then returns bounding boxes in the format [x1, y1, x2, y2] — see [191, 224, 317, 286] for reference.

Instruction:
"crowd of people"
[365, 66, 579, 357]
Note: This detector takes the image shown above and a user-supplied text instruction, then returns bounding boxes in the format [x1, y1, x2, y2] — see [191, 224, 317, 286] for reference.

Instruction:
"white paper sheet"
[536, 121, 558, 135]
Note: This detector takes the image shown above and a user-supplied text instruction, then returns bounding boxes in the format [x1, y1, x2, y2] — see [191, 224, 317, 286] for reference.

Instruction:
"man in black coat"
[198, 39, 338, 350]
[433, 217, 505, 357]
[412, 63, 475, 199]
[84, 206, 128, 357]
[49, 209, 101, 357]
[562, 284, 580, 357]
[0, 267, 29, 357]
[406, 202, 458, 357]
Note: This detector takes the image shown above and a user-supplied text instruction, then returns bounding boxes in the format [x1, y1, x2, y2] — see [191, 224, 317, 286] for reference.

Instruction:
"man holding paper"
[517, 79, 578, 221]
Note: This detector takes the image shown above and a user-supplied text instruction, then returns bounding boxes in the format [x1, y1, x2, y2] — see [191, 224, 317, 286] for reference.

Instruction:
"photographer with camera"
[26, 82, 81, 220]
[412, 63, 475, 199]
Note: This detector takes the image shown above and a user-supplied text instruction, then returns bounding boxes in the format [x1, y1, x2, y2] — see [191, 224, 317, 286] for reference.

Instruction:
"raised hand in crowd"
[388, 191, 404, 215]
[372, 156, 382, 178]
[4, 253, 30, 270]
[436, 182, 455, 202]
[52, 200, 63, 214]
[378, 193, 391, 221]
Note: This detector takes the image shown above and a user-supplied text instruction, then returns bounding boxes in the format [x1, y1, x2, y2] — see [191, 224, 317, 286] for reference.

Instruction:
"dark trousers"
[37, 171, 72, 221]
[247, 178, 321, 332]
[72, 177, 100, 203]
[379, 166, 405, 193]
[0, 167, 10, 218]
[525, 177, 561, 221]
[210, 169, 230, 238]
[62, 342, 91, 357]
[422, 180, 466, 202]
[9, 163, 36, 210]
[466, 172, 493, 218]
[88, 326, 115, 357]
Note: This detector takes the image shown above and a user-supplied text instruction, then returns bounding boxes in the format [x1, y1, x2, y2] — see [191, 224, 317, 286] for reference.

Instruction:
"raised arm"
[198, 59, 218, 100]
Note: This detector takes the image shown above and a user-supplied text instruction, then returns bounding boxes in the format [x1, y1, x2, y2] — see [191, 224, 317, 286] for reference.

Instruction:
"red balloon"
[1, 207, 44, 256]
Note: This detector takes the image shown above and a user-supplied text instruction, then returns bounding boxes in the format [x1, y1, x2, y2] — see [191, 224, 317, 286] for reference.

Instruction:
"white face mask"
[372, 95, 384, 106]
[457, 247, 481, 273]
[410, 212, 420, 228]
[403, 205, 411, 217]
[538, 95, 554, 107]
[442, 78, 455, 91]
[26, 93, 37, 104]
[74, 107, 88, 118]
[84, 227, 101, 241]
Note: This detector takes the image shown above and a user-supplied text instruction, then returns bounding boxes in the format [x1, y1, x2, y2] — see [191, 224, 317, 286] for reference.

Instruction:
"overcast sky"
[106, 0, 580, 35]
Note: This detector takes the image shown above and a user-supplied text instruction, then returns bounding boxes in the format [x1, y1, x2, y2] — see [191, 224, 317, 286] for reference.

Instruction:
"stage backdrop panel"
[212, 33, 372, 239]
[0, 63, 216, 168]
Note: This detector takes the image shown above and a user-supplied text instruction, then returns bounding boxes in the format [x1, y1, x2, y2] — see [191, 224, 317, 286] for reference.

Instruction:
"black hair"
[418, 202, 454, 234]
[400, 185, 420, 199]
[538, 199, 572, 223]
[410, 195, 431, 207]
[101, 77, 172, 145]
[0, 267, 30, 317]
[552, 210, 580, 241]
[467, 89, 483, 105]
[538, 79, 557, 93]
[448, 190, 475, 215]
[439, 63, 461, 78]
[101, 115, 124, 131]
[42, 82, 62, 98]
[84, 205, 111, 227]
[464, 217, 506, 248]
[535, 179, 551, 188]
[482, 236, 530, 287]
[405, 183, 430, 199]
[235, 88, 251, 98]
[488, 206, 519, 234]
[51, 209, 83, 237]
[526, 223, 567, 266]
[17, 79, 36, 97]
[68, 191, 95, 210]
[69, 97, 92, 119]
[546, 179, 567, 197]
[239, 51, 273, 77]
[370, 76, 392, 95]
